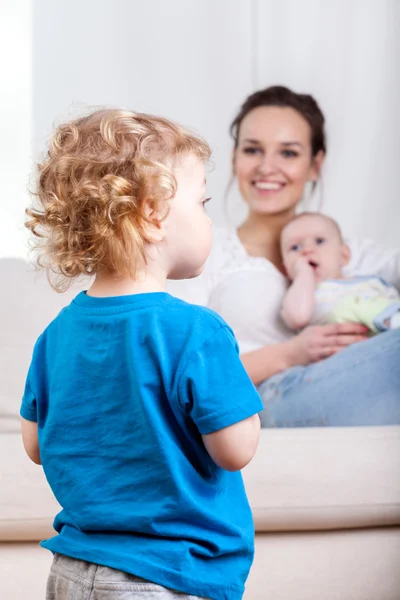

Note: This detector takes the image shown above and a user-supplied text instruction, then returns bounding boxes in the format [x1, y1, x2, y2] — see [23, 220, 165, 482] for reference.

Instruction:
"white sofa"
[1, 258, 400, 599]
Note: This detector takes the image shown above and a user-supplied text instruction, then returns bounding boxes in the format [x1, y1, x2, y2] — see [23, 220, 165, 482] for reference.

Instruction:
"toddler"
[21, 109, 262, 600]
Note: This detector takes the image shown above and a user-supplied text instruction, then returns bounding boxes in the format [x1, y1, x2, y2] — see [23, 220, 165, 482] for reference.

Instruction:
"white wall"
[32, 0, 254, 235]
[2, 0, 399, 259]
[0, 0, 32, 258]
[254, 0, 400, 245]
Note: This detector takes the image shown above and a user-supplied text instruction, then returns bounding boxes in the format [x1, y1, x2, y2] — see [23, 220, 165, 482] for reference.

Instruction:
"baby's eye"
[202, 197, 211, 208]
[290, 244, 301, 252]
[316, 237, 325, 245]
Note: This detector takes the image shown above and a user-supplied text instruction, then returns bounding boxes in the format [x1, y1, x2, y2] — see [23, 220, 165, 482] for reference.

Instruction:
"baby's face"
[281, 215, 349, 282]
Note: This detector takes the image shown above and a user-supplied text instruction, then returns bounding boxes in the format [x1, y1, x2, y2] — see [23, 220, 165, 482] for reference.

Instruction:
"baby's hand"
[292, 256, 314, 278]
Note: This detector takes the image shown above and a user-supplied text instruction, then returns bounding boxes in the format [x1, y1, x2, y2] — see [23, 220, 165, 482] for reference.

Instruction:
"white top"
[168, 227, 400, 353]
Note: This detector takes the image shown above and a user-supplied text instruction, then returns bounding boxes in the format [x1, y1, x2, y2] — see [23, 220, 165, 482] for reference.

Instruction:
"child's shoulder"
[166, 294, 230, 335]
[150, 295, 238, 364]
[33, 293, 234, 360]
[26, 303, 71, 368]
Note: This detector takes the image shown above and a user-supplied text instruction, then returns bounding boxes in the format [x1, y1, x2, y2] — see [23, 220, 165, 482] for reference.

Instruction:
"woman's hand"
[287, 323, 369, 366]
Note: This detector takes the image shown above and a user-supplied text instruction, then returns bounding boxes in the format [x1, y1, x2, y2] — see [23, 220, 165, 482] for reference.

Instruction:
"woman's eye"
[281, 149, 299, 158]
[202, 197, 211, 207]
[242, 147, 261, 155]
[316, 237, 325, 245]
[290, 244, 300, 252]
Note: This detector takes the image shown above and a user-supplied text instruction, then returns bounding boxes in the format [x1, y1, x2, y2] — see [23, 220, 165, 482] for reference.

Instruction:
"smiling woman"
[171, 85, 400, 428]
[232, 108, 323, 230]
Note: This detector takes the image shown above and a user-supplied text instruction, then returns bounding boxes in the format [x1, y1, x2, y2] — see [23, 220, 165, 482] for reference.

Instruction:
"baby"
[280, 212, 400, 333]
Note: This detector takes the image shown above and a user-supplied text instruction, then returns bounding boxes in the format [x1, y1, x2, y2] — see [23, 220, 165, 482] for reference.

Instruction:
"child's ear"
[143, 200, 167, 243]
[340, 243, 351, 267]
[146, 221, 165, 244]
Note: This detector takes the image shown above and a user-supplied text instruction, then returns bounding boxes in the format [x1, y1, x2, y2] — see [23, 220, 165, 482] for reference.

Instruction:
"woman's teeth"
[254, 182, 282, 190]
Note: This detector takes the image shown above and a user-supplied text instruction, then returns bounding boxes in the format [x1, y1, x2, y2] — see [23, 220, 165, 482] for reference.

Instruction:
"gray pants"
[46, 554, 207, 599]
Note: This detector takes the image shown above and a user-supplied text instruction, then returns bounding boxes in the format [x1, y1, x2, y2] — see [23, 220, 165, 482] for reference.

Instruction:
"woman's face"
[233, 106, 324, 217]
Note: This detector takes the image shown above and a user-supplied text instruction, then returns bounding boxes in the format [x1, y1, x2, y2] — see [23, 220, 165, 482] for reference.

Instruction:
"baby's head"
[26, 109, 212, 290]
[280, 212, 351, 282]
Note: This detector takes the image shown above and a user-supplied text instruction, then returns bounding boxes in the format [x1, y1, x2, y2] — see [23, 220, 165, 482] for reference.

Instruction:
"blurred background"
[1, 0, 400, 259]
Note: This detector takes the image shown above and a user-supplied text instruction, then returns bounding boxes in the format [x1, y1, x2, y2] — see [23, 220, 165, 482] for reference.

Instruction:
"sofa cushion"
[243, 425, 400, 531]
[0, 432, 59, 541]
[246, 528, 400, 600]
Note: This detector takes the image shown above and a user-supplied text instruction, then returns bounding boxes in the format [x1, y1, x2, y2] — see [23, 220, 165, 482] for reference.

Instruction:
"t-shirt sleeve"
[177, 325, 263, 435]
[346, 238, 400, 292]
[20, 365, 38, 422]
[20, 337, 42, 423]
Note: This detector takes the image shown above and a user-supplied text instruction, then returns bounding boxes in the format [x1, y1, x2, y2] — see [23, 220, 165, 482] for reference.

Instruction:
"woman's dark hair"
[230, 85, 326, 157]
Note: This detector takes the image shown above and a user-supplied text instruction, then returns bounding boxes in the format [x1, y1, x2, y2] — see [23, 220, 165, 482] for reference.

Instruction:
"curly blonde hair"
[26, 109, 211, 291]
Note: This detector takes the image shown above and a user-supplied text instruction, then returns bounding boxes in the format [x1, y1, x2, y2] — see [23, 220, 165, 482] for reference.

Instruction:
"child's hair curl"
[26, 109, 211, 291]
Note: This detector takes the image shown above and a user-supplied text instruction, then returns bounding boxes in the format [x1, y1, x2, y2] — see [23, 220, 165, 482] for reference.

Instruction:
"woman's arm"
[241, 323, 369, 386]
[241, 340, 296, 385]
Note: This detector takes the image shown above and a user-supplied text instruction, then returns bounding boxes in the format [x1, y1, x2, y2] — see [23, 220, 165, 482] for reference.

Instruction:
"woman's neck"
[237, 211, 295, 271]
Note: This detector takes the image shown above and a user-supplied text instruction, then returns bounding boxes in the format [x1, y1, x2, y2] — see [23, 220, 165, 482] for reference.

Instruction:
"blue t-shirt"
[20, 292, 263, 600]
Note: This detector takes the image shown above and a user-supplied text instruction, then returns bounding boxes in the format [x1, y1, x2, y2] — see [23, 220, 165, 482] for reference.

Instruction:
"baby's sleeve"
[177, 325, 263, 435]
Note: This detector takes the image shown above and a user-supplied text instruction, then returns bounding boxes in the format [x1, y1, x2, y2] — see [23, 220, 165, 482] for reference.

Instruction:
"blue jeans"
[258, 329, 400, 428]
